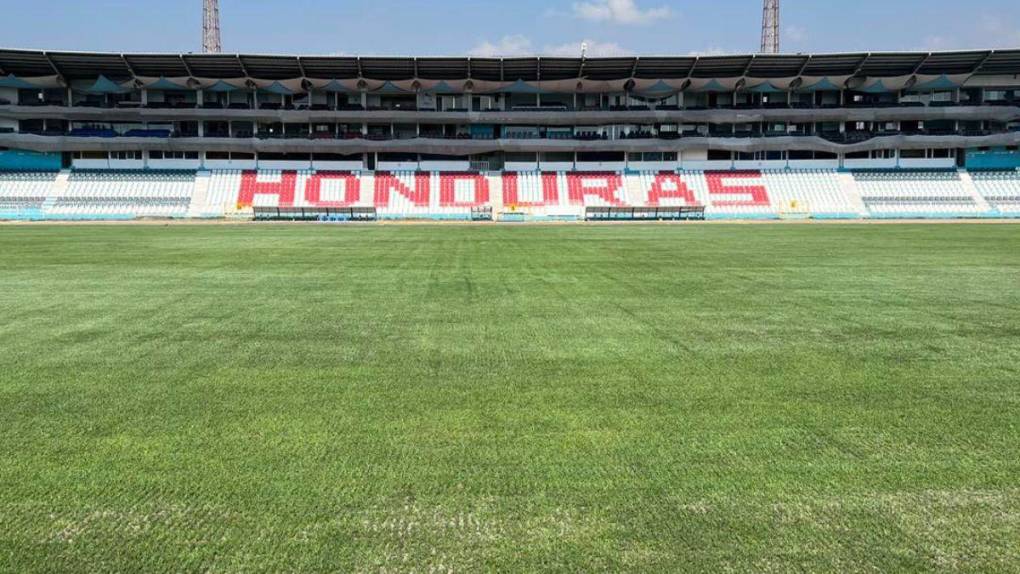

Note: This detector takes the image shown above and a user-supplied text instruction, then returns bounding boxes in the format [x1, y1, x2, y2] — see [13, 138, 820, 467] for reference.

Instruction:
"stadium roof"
[1, 48, 1019, 83]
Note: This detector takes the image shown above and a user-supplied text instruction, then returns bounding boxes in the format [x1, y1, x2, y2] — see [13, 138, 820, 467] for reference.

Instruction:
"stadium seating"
[969, 171, 1020, 215]
[762, 170, 859, 218]
[47, 171, 195, 219]
[0, 171, 57, 218]
[852, 170, 985, 218]
[204, 170, 244, 215]
[374, 171, 435, 218]
[3, 168, 1020, 221]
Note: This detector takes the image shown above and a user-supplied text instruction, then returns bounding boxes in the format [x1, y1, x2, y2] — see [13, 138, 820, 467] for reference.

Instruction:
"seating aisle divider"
[43, 170, 72, 215]
[186, 171, 212, 218]
[958, 170, 994, 214]
[838, 171, 869, 217]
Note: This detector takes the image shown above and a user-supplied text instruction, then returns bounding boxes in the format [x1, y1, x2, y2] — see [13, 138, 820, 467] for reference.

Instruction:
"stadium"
[1, 1, 1018, 572]
[1, 43, 1020, 220]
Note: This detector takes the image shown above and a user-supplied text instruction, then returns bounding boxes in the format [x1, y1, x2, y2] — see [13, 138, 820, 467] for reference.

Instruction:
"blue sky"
[2, 0, 1019, 56]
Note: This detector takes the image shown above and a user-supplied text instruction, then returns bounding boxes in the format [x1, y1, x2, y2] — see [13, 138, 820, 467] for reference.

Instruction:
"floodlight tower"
[761, 0, 780, 54]
[203, 0, 222, 54]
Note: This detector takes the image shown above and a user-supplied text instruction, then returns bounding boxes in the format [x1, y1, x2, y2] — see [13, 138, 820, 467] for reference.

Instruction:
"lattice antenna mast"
[761, 0, 780, 54]
[203, 0, 222, 54]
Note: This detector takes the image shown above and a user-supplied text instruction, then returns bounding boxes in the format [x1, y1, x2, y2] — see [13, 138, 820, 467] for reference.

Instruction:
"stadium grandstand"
[1, 47, 1019, 220]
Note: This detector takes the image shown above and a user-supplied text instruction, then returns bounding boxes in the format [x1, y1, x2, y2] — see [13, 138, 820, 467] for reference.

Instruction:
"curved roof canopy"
[143, 76, 191, 90]
[635, 80, 677, 96]
[0, 73, 39, 89]
[0, 48, 1018, 86]
[259, 80, 294, 95]
[797, 77, 844, 92]
[203, 79, 242, 93]
[84, 75, 131, 94]
[372, 81, 410, 94]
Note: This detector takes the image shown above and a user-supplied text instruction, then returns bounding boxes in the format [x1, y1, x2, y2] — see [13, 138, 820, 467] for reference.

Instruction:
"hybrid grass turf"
[0, 223, 1018, 573]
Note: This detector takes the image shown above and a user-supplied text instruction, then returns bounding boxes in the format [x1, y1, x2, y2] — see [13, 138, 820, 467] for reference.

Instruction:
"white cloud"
[686, 47, 731, 57]
[915, 13, 1020, 51]
[546, 40, 631, 57]
[977, 13, 1020, 48]
[572, 0, 671, 25]
[916, 35, 951, 52]
[469, 36, 631, 58]
[785, 25, 807, 44]
[469, 35, 534, 57]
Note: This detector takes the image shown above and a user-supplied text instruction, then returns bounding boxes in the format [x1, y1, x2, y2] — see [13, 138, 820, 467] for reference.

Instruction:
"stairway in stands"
[958, 170, 994, 214]
[488, 174, 504, 214]
[186, 171, 212, 218]
[624, 173, 647, 205]
[42, 170, 72, 215]
[837, 171, 869, 217]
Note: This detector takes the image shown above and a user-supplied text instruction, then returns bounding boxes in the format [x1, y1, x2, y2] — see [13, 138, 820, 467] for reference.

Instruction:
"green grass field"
[1, 223, 1018, 573]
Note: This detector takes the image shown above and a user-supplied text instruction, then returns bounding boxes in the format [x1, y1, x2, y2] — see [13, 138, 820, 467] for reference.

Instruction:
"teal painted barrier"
[527, 215, 580, 222]
[965, 149, 1020, 170]
[0, 209, 45, 220]
[0, 150, 62, 171]
[866, 212, 998, 219]
[811, 213, 861, 220]
[37, 214, 137, 221]
[706, 214, 780, 220]
[377, 214, 472, 221]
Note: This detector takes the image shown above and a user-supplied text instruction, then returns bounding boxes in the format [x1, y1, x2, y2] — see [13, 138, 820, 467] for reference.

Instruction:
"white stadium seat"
[3, 168, 1018, 221]
[46, 171, 195, 219]
[0, 171, 58, 217]
[852, 170, 984, 218]
[969, 171, 1020, 215]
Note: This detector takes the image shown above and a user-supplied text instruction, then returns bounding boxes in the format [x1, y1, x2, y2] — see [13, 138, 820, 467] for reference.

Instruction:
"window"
[377, 153, 416, 162]
[150, 151, 198, 160]
[577, 152, 624, 162]
[313, 153, 361, 161]
[259, 153, 311, 161]
[539, 152, 573, 163]
[505, 152, 538, 163]
[72, 151, 107, 160]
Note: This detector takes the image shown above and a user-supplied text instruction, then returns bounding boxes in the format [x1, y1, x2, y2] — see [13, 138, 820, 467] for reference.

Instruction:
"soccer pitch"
[1, 223, 1018, 572]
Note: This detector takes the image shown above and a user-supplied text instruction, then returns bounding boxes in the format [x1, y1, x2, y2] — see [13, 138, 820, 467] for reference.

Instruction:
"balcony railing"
[6, 128, 1000, 143]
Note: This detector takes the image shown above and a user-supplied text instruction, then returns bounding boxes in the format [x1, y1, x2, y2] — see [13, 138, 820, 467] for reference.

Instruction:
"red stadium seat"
[566, 172, 624, 206]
